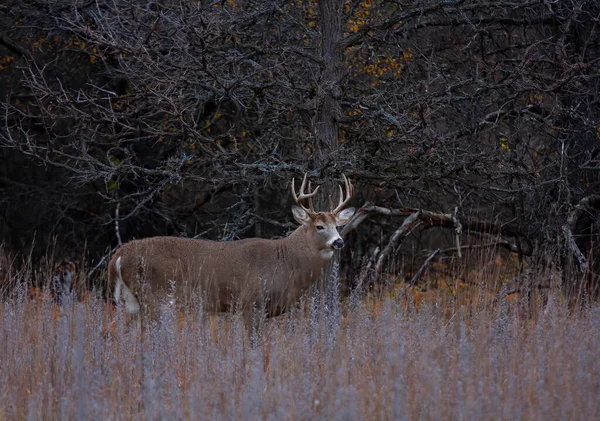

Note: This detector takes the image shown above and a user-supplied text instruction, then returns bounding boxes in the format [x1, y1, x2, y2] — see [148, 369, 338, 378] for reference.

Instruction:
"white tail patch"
[114, 256, 140, 314]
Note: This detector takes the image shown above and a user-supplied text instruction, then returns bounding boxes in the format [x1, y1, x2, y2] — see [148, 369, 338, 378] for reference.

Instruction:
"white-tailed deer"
[108, 174, 355, 334]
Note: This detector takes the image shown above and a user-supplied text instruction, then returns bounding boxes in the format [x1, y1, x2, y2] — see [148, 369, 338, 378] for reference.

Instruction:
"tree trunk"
[316, 0, 345, 303]
[316, 0, 343, 165]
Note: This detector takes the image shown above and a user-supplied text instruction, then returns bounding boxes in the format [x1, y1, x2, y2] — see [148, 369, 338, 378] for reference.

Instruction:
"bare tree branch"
[409, 249, 441, 287]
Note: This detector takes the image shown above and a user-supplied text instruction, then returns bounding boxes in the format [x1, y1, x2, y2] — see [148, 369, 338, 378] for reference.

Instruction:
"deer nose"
[332, 239, 344, 249]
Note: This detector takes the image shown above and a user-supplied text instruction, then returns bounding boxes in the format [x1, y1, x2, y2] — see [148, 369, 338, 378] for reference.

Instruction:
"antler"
[331, 174, 354, 214]
[291, 173, 320, 214]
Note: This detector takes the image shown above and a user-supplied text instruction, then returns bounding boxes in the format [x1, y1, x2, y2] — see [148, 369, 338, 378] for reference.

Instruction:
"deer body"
[108, 174, 355, 332]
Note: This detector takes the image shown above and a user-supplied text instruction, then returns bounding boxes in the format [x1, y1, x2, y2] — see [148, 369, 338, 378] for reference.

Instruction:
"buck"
[108, 174, 355, 334]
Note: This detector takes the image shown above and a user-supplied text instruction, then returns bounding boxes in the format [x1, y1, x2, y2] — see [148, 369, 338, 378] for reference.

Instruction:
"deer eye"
[316, 225, 325, 231]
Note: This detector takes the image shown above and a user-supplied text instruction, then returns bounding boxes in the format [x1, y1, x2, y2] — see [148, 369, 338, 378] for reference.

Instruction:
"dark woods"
[0, 0, 598, 299]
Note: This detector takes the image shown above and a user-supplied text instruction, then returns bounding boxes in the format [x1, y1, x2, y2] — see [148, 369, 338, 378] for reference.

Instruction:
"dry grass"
[0, 269, 599, 421]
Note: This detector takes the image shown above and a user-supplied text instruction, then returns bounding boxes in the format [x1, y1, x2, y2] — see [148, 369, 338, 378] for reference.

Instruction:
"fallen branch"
[342, 202, 523, 241]
[354, 246, 380, 297]
[354, 213, 421, 290]
[562, 195, 600, 273]
[562, 224, 587, 272]
[374, 212, 421, 274]
[342, 202, 526, 255]
[452, 206, 462, 259]
[562, 195, 600, 272]
[409, 249, 441, 287]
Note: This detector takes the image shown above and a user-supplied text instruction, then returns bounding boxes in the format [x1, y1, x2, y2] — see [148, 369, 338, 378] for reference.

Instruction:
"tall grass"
[0, 270, 598, 420]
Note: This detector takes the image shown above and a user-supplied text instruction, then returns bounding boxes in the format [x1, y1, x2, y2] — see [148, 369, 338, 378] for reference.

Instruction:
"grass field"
[0, 268, 599, 420]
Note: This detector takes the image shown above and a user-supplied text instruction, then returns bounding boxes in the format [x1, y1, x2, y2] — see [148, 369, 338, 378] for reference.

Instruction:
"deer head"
[291, 173, 355, 253]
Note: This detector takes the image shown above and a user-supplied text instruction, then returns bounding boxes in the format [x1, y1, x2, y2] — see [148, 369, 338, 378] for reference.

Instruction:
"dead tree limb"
[374, 212, 421, 274]
[562, 224, 587, 272]
[343, 202, 522, 237]
[452, 206, 462, 259]
[354, 212, 421, 291]
[342, 202, 525, 255]
[562, 195, 600, 273]
[409, 249, 441, 287]
[354, 246, 379, 296]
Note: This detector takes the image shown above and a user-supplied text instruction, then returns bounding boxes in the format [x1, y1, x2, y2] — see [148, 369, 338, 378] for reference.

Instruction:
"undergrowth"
[0, 269, 598, 420]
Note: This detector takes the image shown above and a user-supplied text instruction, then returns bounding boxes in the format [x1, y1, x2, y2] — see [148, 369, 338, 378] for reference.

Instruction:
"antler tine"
[291, 173, 320, 214]
[332, 174, 354, 214]
[299, 173, 308, 195]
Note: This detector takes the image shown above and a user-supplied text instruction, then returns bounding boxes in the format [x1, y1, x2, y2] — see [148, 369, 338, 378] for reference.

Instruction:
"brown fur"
[107, 211, 352, 331]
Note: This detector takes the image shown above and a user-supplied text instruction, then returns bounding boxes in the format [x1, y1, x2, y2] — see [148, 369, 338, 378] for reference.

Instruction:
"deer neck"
[288, 226, 333, 264]
[275, 227, 329, 296]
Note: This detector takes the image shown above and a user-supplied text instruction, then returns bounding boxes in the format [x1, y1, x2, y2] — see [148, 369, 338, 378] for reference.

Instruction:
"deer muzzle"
[331, 239, 344, 250]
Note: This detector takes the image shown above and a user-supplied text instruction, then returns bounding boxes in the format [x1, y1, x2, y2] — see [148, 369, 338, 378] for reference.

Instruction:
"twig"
[249, 213, 296, 230]
[0, 35, 31, 60]
[115, 202, 123, 248]
[88, 250, 114, 276]
[440, 241, 513, 255]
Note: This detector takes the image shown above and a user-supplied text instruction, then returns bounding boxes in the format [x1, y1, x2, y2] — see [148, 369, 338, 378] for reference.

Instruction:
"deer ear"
[292, 205, 312, 225]
[335, 207, 355, 226]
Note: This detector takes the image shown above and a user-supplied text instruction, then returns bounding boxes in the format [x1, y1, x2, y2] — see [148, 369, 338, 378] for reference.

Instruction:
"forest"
[0, 0, 599, 419]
